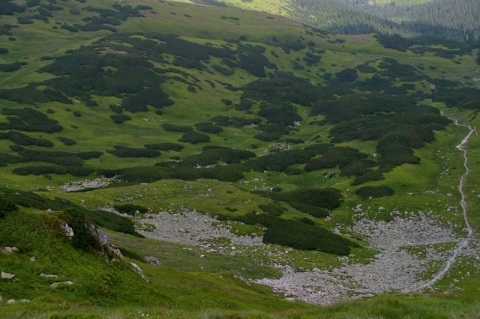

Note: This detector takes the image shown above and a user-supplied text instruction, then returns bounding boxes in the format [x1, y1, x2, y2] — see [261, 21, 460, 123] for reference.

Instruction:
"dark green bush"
[305, 147, 367, 172]
[144, 142, 184, 151]
[304, 143, 333, 155]
[0, 152, 24, 166]
[12, 165, 94, 176]
[352, 170, 385, 186]
[15, 148, 101, 166]
[356, 186, 395, 200]
[259, 188, 341, 218]
[245, 150, 312, 172]
[335, 68, 358, 82]
[110, 114, 131, 124]
[194, 122, 223, 133]
[57, 136, 77, 146]
[7, 131, 53, 147]
[0, 107, 63, 133]
[107, 146, 160, 158]
[356, 64, 376, 73]
[178, 131, 210, 144]
[162, 123, 193, 132]
[254, 132, 282, 142]
[258, 203, 285, 217]
[62, 210, 99, 251]
[0, 62, 22, 72]
[180, 146, 255, 167]
[263, 218, 357, 255]
[107, 164, 244, 183]
[16, 17, 33, 24]
[0, 193, 17, 218]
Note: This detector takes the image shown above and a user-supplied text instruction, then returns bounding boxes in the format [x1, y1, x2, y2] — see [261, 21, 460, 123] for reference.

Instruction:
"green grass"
[1, 0, 480, 317]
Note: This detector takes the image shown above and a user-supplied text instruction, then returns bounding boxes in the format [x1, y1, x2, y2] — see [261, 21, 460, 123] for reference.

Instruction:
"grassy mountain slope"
[1, 0, 480, 317]
[193, 0, 480, 42]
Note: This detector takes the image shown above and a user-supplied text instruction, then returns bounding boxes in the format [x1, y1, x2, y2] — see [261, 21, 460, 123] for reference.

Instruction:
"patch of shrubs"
[262, 218, 357, 255]
[57, 136, 77, 146]
[0, 0, 26, 15]
[13, 147, 102, 166]
[0, 62, 24, 72]
[107, 146, 160, 158]
[194, 122, 223, 133]
[144, 142, 184, 151]
[258, 203, 286, 217]
[0, 131, 53, 147]
[210, 115, 262, 128]
[356, 185, 395, 200]
[311, 93, 412, 124]
[178, 131, 210, 144]
[63, 210, 100, 251]
[110, 114, 131, 124]
[356, 64, 376, 73]
[245, 150, 312, 172]
[259, 188, 342, 218]
[0, 153, 24, 167]
[378, 58, 421, 81]
[335, 68, 358, 82]
[351, 170, 384, 186]
[13, 165, 95, 176]
[113, 204, 148, 216]
[0, 193, 17, 218]
[162, 123, 193, 132]
[105, 164, 244, 183]
[305, 147, 368, 172]
[304, 143, 333, 155]
[180, 146, 255, 167]
[258, 101, 302, 126]
[60, 24, 78, 32]
[243, 78, 332, 107]
[0, 107, 63, 133]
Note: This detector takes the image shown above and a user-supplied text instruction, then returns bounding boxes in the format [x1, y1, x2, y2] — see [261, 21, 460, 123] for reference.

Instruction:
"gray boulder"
[144, 256, 161, 266]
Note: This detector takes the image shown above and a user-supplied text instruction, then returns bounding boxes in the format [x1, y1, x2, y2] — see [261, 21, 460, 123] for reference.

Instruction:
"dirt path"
[411, 121, 476, 291]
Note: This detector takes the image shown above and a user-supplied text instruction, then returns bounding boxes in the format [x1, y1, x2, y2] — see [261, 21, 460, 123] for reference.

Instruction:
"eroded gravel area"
[136, 208, 263, 248]
[134, 205, 475, 304]
[254, 210, 463, 304]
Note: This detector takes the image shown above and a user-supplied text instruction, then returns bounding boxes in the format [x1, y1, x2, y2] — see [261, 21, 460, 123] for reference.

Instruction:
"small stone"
[7, 299, 16, 304]
[61, 222, 74, 238]
[1, 272, 15, 280]
[30, 256, 36, 262]
[2, 247, 14, 254]
[50, 281, 73, 289]
[144, 256, 161, 266]
[130, 262, 144, 278]
[40, 273, 58, 278]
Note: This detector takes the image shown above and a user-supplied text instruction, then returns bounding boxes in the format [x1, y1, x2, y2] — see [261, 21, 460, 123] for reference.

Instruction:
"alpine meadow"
[1, 0, 480, 318]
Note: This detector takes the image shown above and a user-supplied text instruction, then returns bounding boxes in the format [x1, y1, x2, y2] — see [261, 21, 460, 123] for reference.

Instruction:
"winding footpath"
[412, 120, 476, 291]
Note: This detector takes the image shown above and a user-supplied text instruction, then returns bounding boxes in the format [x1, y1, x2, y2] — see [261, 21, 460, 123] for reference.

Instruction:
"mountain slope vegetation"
[198, 0, 480, 42]
[1, 0, 480, 317]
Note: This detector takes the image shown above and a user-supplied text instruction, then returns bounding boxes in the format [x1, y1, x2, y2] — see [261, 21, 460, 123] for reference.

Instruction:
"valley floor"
[131, 122, 480, 305]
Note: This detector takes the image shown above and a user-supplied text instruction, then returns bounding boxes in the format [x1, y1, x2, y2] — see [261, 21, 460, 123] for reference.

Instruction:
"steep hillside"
[1, 0, 480, 317]
[194, 0, 480, 42]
